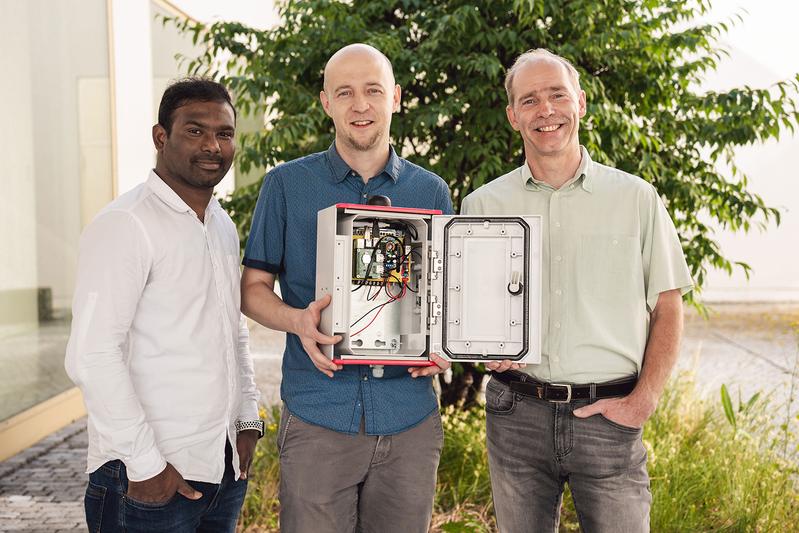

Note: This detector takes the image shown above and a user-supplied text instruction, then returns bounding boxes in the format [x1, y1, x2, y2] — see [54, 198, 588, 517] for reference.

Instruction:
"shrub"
[238, 377, 799, 532]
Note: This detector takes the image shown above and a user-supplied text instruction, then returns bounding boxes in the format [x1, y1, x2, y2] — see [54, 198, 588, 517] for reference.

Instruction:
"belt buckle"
[546, 383, 572, 403]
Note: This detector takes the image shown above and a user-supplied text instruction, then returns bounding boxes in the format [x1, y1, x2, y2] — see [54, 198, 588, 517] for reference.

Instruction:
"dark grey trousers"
[277, 405, 443, 533]
[485, 377, 651, 533]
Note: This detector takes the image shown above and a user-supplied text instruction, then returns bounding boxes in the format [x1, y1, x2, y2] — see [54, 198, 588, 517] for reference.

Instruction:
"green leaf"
[721, 384, 736, 429]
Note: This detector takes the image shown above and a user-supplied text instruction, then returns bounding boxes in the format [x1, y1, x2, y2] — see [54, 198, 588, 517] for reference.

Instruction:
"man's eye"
[188, 129, 202, 135]
[219, 132, 234, 139]
[368, 88, 383, 95]
[337, 91, 351, 98]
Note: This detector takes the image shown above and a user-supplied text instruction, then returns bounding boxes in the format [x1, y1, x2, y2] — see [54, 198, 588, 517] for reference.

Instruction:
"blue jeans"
[485, 377, 651, 533]
[84, 442, 248, 533]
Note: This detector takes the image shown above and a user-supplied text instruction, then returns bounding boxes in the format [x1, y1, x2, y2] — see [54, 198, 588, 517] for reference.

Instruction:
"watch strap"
[235, 419, 264, 438]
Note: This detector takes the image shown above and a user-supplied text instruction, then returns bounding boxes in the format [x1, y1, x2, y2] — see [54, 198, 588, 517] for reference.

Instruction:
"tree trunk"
[438, 363, 486, 408]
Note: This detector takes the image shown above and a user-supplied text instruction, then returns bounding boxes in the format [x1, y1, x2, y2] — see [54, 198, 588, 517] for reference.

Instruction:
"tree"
[170, 0, 798, 406]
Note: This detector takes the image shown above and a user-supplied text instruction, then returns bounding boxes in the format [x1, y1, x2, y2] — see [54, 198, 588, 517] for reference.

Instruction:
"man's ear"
[506, 104, 520, 132]
[320, 90, 332, 117]
[392, 84, 401, 113]
[578, 90, 587, 118]
[152, 124, 167, 151]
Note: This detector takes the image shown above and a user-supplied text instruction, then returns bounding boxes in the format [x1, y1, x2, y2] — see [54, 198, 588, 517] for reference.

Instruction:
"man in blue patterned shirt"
[241, 44, 453, 532]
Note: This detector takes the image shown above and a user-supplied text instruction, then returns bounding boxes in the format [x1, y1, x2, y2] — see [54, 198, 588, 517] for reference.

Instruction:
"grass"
[237, 376, 799, 532]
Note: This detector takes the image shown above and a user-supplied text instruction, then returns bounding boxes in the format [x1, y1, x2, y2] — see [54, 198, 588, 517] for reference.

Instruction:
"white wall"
[699, 1, 799, 301]
[1, 2, 37, 300]
[0, 0, 112, 312]
[110, 0, 156, 195]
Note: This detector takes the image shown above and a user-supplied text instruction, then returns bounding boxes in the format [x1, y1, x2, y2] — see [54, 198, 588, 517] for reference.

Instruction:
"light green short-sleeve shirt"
[461, 147, 693, 383]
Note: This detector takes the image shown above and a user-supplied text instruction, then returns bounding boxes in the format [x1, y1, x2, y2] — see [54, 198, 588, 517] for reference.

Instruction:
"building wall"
[700, 46, 799, 302]
[0, 0, 112, 426]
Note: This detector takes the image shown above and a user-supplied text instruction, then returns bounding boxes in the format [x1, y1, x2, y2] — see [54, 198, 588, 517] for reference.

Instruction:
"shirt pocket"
[578, 235, 638, 304]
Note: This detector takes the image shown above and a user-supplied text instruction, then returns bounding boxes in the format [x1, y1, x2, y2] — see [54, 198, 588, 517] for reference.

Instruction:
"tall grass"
[238, 405, 280, 533]
[645, 376, 799, 531]
[238, 377, 799, 532]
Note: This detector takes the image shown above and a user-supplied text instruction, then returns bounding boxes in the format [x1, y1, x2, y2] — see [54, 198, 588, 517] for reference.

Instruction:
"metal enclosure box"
[315, 204, 542, 366]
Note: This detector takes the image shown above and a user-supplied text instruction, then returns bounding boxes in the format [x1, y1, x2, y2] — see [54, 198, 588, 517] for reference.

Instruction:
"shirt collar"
[522, 146, 594, 193]
[325, 142, 402, 183]
[146, 170, 221, 216]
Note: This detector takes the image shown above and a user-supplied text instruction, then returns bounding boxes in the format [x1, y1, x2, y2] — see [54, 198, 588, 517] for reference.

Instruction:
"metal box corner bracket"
[315, 204, 542, 366]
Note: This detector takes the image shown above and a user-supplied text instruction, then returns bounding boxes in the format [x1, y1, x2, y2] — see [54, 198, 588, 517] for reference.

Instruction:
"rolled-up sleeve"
[64, 210, 166, 481]
[243, 170, 287, 274]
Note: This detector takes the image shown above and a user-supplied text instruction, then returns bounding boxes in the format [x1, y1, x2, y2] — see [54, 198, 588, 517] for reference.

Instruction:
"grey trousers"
[485, 377, 651, 533]
[277, 405, 443, 533]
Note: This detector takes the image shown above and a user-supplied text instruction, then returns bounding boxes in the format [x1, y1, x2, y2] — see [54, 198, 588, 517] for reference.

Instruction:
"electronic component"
[315, 204, 543, 368]
[351, 225, 412, 284]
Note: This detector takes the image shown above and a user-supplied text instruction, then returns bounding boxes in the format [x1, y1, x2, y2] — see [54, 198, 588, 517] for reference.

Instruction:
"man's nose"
[537, 100, 554, 117]
[202, 133, 221, 153]
[352, 93, 369, 113]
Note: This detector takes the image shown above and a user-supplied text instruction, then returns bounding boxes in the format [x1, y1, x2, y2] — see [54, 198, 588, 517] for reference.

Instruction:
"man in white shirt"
[65, 78, 262, 533]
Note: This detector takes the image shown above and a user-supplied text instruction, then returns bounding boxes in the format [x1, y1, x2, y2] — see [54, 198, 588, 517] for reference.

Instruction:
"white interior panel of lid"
[431, 216, 538, 362]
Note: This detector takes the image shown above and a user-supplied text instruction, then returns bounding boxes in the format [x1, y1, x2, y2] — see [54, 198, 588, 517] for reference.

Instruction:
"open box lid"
[428, 216, 542, 364]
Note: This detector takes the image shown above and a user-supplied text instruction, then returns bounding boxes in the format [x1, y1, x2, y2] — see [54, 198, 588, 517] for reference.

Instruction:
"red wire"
[351, 304, 387, 337]
[352, 281, 407, 338]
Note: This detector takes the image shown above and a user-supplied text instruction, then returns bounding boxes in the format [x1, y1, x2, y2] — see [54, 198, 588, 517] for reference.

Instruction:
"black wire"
[350, 298, 397, 328]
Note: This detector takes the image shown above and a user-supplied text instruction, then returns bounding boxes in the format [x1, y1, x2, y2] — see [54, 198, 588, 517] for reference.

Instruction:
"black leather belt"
[491, 370, 637, 403]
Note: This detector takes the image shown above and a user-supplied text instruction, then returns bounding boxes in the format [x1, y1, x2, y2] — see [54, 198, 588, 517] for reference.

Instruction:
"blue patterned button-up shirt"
[243, 143, 453, 435]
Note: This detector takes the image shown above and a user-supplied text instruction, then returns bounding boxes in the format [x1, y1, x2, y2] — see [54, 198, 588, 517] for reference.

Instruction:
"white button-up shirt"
[65, 171, 260, 483]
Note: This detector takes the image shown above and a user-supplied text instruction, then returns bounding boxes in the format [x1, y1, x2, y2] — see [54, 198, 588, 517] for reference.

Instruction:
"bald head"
[323, 44, 395, 92]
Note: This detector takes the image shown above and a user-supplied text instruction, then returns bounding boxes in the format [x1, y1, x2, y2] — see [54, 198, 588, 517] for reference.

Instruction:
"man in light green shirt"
[461, 49, 693, 532]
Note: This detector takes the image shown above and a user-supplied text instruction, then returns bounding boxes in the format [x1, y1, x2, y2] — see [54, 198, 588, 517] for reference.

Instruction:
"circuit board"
[352, 227, 411, 284]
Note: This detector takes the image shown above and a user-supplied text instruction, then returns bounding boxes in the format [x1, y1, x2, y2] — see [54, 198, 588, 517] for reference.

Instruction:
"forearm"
[241, 277, 303, 334]
[629, 289, 684, 412]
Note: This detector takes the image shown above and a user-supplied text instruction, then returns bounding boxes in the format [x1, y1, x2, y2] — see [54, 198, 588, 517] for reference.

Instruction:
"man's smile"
[350, 119, 374, 128]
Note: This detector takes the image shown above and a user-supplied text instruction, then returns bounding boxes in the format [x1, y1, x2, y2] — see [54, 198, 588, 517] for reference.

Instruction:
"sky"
[705, 0, 799, 80]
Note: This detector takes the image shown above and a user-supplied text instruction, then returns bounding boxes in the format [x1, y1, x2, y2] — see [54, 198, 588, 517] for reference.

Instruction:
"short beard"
[343, 130, 382, 152]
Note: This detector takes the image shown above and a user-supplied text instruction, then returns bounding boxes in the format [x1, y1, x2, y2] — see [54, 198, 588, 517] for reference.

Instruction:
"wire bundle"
[350, 279, 408, 338]
[349, 220, 421, 338]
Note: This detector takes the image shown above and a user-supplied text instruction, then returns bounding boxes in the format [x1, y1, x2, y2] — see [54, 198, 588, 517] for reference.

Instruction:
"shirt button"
[363, 375, 368, 381]
[554, 222, 561, 228]
[612, 239, 618, 245]
[362, 194, 368, 198]
[554, 322, 561, 329]
[554, 255, 562, 262]
[552, 356, 560, 363]
[555, 289, 562, 296]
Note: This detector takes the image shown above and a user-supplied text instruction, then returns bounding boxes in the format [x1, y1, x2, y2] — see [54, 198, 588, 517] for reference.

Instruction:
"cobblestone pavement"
[1, 304, 797, 532]
[0, 418, 87, 532]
